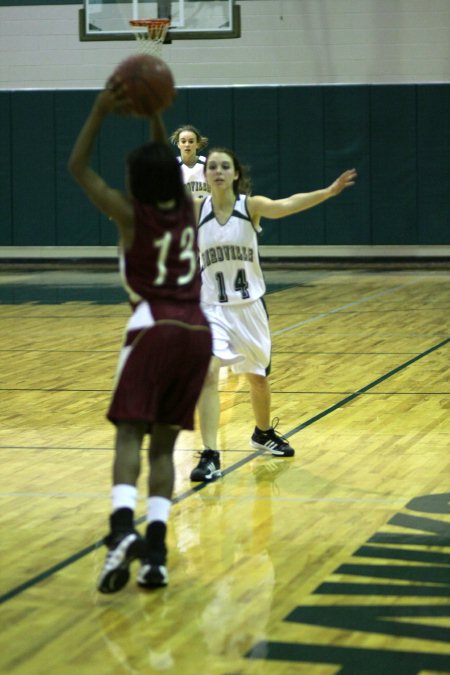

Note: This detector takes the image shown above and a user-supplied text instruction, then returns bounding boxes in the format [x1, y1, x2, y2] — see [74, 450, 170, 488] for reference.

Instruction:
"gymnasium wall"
[0, 1, 449, 252]
[0, 1, 449, 87]
[0, 83, 449, 248]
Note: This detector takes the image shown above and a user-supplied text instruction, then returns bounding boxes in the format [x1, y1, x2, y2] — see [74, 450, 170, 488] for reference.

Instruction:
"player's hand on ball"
[98, 76, 134, 116]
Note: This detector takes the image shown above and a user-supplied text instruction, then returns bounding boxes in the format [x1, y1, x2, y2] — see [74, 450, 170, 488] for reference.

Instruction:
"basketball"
[112, 54, 176, 116]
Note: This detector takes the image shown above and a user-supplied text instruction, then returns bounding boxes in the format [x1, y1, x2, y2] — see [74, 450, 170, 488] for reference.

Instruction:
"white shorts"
[201, 298, 271, 376]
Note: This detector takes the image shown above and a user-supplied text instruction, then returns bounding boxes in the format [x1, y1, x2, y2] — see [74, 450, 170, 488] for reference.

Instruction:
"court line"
[0, 450, 263, 605]
[284, 337, 450, 437]
[1, 336, 448, 606]
[0, 446, 249, 453]
[272, 280, 419, 336]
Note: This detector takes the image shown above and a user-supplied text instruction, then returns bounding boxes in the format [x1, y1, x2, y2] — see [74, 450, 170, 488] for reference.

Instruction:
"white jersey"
[177, 156, 211, 199]
[198, 194, 266, 306]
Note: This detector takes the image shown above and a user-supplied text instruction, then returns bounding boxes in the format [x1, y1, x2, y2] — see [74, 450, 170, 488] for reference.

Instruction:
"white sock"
[147, 496, 171, 524]
[112, 484, 138, 512]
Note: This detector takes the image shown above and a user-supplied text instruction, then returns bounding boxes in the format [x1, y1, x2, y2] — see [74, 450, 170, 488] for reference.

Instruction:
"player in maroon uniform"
[68, 81, 211, 592]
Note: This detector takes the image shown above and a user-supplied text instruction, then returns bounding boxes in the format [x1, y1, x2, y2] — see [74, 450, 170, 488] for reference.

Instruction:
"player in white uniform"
[190, 147, 357, 482]
[197, 193, 269, 370]
[170, 124, 211, 200]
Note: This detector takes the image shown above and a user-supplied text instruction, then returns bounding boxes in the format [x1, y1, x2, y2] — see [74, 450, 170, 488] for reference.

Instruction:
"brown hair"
[169, 124, 208, 150]
[206, 147, 252, 196]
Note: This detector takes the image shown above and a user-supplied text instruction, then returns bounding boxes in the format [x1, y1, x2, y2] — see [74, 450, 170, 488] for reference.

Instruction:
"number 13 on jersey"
[153, 228, 197, 286]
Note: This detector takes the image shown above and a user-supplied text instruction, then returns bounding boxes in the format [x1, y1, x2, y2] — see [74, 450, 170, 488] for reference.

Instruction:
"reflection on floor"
[0, 264, 334, 303]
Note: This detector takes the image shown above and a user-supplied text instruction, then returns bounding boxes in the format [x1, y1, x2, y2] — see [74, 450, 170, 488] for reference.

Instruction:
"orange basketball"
[112, 54, 176, 116]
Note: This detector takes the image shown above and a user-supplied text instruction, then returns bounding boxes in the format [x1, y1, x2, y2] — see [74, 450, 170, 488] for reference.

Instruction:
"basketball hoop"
[129, 19, 171, 57]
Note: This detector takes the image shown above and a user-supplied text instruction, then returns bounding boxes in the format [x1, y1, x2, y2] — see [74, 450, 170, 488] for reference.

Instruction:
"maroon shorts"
[107, 322, 211, 431]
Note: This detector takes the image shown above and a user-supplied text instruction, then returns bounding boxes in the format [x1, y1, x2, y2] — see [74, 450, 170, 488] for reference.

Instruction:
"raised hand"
[329, 168, 358, 196]
[96, 76, 134, 116]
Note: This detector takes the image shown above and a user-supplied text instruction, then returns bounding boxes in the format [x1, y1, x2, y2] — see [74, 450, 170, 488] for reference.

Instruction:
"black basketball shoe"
[250, 418, 295, 457]
[190, 449, 222, 482]
[97, 530, 145, 594]
[137, 521, 169, 589]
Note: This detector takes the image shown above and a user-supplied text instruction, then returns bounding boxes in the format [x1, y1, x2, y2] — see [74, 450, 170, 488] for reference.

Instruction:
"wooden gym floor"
[0, 262, 449, 675]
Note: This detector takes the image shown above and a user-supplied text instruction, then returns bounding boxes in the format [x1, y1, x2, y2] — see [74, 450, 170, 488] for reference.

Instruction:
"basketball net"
[129, 19, 170, 58]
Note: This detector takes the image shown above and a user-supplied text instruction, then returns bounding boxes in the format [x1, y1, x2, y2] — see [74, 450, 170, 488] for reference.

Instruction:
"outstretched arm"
[249, 169, 357, 221]
[68, 81, 133, 227]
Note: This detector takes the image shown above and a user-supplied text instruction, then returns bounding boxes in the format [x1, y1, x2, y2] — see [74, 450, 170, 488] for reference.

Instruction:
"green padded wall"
[11, 91, 56, 245]
[370, 86, 417, 244]
[1, 84, 449, 249]
[323, 85, 371, 245]
[233, 87, 280, 245]
[0, 92, 12, 245]
[417, 85, 450, 244]
[164, 88, 189, 143]
[186, 88, 234, 150]
[55, 90, 101, 245]
[278, 86, 325, 245]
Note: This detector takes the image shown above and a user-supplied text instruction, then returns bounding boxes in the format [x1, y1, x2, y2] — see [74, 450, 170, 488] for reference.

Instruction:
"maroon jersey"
[108, 195, 211, 430]
[120, 197, 201, 310]
[108, 322, 211, 430]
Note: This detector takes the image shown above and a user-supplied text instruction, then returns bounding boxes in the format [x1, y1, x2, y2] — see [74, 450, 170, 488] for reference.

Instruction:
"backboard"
[80, 0, 240, 42]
